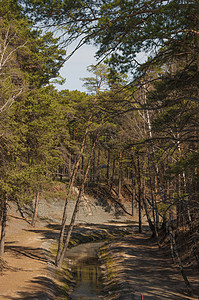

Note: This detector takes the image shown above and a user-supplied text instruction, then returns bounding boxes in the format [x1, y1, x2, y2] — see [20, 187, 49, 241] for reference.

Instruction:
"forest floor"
[0, 198, 198, 299]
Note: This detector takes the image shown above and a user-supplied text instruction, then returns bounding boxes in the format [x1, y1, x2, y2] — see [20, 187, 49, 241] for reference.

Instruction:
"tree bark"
[31, 192, 40, 227]
[107, 149, 110, 182]
[68, 152, 72, 178]
[0, 193, 8, 256]
[118, 151, 122, 198]
[136, 151, 142, 233]
[143, 197, 155, 235]
[96, 147, 101, 186]
[55, 121, 91, 264]
[110, 158, 116, 191]
[92, 145, 96, 182]
[131, 156, 136, 216]
[147, 154, 159, 240]
[55, 137, 98, 268]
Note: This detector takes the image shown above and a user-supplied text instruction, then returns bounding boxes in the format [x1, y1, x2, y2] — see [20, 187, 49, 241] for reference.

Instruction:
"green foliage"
[0, 0, 198, 247]
[0, 0, 66, 91]
[168, 152, 199, 176]
[0, 85, 65, 203]
[0, 3, 66, 207]
[81, 64, 110, 94]
[23, 0, 198, 75]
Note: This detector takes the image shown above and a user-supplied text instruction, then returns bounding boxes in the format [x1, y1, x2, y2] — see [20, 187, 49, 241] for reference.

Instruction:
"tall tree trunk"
[131, 189, 134, 216]
[131, 156, 136, 216]
[55, 137, 98, 268]
[96, 147, 101, 186]
[118, 151, 122, 198]
[136, 151, 142, 233]
[150, 176, 159, 239]
[143, 197, 155, 235]
[168, 214, 176, 264]
[0, 193, 8, 256]
[107, 149, 110, 182]
[55, 121, 91, 264]
[68, 153, 72, 178]
[176, 175, 181, 228]
[145, 107, 167, 226]
[110, 158, 116, 191]
[31, 192, 40, 227]
[147, 154, 158, 236]
[81, 155, 84, 172]
[92, 146, 96, 182]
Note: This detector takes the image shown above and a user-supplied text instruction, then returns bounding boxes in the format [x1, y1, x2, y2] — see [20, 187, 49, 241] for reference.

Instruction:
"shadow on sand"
[4, 273, 69, 299]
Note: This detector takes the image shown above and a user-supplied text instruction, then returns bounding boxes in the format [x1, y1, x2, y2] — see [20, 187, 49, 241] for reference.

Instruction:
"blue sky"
[54, 42, 147, 93]
[55, 43, 98, 93]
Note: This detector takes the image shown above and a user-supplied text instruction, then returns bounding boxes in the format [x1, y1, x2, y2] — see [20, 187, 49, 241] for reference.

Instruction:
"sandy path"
[0, 211, 55, 300]
[101, 233, 199, 300]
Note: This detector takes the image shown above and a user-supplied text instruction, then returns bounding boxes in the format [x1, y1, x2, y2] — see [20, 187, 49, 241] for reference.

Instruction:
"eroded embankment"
[98, 233, 198, 300]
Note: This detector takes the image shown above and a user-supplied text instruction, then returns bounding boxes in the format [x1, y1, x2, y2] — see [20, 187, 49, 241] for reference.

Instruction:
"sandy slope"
[100, 233, 199, 300]
[0, 205, 55, 300]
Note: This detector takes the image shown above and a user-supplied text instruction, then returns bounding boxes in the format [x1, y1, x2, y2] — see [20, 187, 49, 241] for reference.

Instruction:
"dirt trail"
[0, 200, 198, 300]
[100, 233, 199, 300]
[0, 207, 56, 300]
